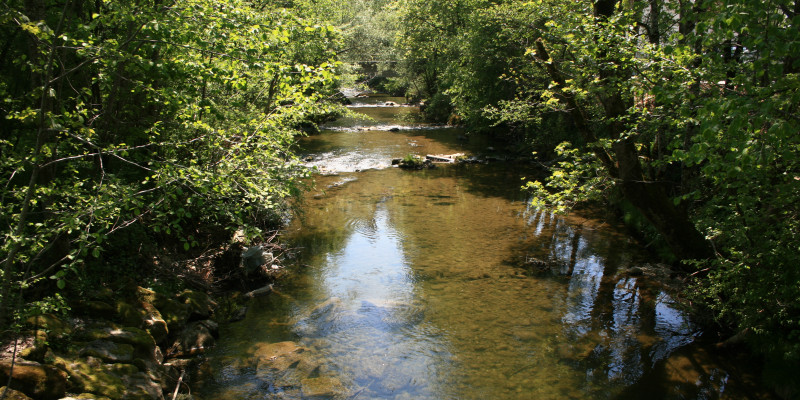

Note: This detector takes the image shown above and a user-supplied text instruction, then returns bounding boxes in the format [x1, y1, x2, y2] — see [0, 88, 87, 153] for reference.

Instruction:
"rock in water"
[301, 377, 347, 398]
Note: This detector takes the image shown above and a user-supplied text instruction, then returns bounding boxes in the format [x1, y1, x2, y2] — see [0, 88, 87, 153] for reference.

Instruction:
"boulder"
[117, 372, 164, 400]
[177, 289, 217, 321]
[115, 300, 146, 328]
[241, 246, 273, 274]
[79, 341, 135, 364]
[135, 287, 170, 343]
[151, 296, 189, 336]
[77, 326, 159, 365]
[0, 386, 34, 400]
[25, 314, 72, 339]
[52, 356, 125, 399]
[19, 330, 48, 362]
[76, 322, 164, 371]
[0, 360, 67, 400]
[140, 303, 168, 345]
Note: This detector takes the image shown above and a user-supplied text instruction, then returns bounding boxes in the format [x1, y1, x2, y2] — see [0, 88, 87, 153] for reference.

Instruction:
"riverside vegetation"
[2, 0, 799, 398]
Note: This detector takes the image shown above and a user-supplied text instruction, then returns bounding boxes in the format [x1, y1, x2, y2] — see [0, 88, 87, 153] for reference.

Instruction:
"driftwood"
[426, 153, 464, 163]
[171, 369, 185, 400]
[243, 284, 274, 299]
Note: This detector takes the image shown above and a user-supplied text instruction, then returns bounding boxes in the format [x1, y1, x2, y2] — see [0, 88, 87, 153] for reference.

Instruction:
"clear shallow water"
[195, 97, 772, 400]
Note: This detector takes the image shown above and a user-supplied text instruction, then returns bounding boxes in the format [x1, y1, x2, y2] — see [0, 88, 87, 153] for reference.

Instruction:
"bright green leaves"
[524, 142, 610, 214]
[0, 0, 342, 321]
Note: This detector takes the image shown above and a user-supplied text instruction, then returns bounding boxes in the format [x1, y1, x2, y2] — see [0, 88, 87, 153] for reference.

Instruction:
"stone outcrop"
[0, 386, 35, 400]
[0, 360, 67, 400]
[0, 286, 227, 400]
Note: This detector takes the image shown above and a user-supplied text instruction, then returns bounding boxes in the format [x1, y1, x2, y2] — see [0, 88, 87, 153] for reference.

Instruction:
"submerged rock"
[301, 376, 346, 398]
[252, 341, 327, 390]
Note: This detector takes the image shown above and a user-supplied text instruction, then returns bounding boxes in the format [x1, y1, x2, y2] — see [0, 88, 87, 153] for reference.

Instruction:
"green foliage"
[524, 0, 800, 367]
[395, 0, 800, 372]
[292, 0, 399, 89]
[0, 0, 343, 325]
[524, 142, 611, 214]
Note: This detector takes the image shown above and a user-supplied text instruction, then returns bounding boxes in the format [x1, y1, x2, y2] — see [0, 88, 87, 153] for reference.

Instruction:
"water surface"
[196, 96, 771, 400]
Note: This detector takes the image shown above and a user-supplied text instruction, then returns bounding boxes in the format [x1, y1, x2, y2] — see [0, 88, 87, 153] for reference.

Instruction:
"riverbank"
[0, 234, 288, 400]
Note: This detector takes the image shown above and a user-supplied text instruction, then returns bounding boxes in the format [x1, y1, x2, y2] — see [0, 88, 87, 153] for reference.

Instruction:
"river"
[194, 96, 770, 399]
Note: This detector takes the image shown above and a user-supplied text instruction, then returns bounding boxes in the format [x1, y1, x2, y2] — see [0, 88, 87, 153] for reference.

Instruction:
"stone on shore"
[0, 360, 67, 400]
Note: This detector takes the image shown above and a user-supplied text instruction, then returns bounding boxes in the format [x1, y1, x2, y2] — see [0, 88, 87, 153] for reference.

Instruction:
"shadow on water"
[194, 100, 775, 400]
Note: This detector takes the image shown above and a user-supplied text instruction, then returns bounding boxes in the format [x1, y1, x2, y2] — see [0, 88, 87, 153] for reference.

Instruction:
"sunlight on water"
[195, 100, 771, 400]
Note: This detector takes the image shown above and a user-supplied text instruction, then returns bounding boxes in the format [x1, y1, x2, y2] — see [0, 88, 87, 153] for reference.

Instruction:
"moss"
[0, 386, 34, 400]
[0, 361, 67, 400]
[178, 289, 217, 319]
[52, 356, 126, 399]
[26, 314, 72, 338]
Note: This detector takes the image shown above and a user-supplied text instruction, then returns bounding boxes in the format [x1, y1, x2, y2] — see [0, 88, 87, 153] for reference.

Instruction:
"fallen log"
[244, 284, 274, 299]
[426, 153, 464, 163]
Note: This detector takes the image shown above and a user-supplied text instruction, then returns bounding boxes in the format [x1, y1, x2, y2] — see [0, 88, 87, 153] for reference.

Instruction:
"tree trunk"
[612, 139, 714, 261]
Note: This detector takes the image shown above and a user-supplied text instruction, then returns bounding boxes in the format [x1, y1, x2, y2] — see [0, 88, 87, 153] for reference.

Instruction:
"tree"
[0, 0, 342, 326]
[395, 0, 800, 374]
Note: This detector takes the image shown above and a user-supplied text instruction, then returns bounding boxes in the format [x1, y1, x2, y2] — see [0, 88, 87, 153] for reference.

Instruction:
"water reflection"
[196, 100, 770, 400]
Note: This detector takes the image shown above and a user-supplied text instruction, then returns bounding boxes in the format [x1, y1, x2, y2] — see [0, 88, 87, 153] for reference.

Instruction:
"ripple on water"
[304, 150, 393, 173]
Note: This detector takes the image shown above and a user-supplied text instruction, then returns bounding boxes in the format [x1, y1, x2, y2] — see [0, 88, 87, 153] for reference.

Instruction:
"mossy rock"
[79, 326, 157, 356]
[178, 289, 217, 320]
[115, 300, 146, 327]
[26, 314, 72, 338]
[0, 360, 67, 400]
[52, 356, 126, 399]
[137, 287, 189, 336]
[141, 302, 169, 345]
[0, 386, 33, 400]
[79, 340, 135, 364]
[117, 371, 163, 400]
[19, 329, 49, 362]
[166, 321, 217, 359]
[64, 394, 113, 400]
[153, 297, 189, 334]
